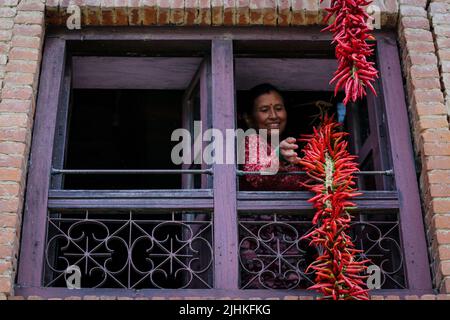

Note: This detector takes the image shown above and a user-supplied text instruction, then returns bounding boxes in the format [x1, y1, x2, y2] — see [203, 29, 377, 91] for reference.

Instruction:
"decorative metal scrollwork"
[45, 210, 213, 289]
[238, 212, 406, 290]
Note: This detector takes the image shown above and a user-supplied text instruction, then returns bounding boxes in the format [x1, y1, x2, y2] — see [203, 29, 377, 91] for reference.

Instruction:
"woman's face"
[251, 91, 287, 135]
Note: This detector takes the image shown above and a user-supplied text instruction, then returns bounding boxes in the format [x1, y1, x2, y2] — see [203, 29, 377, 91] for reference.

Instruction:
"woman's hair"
[244, 83, 284, 115]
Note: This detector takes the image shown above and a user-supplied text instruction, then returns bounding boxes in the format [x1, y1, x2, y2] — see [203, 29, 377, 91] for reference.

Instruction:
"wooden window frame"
[16, 27, 432, 298]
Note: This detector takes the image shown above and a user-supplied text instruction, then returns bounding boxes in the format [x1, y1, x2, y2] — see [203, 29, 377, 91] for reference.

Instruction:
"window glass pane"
[55, 56, 209, 190]
[64, 89, 183, 189]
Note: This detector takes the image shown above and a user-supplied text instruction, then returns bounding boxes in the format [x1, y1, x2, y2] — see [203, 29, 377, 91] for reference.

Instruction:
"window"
[17, 28, 432, 297]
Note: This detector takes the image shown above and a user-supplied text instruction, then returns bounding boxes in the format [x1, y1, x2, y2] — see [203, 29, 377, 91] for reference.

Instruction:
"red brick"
[211, 0, 224, 26]
[277, 0, 291, 26]
[0, 183, 19, 198]
[430, 199, 450, 214]
[423, 143, 450, 156]
[223, 0, 235, 26]
[400, 17, 429, 30]
[0, 128, 27, 142]
[404, 29, 433, 43]
[9, 48, 39, 61]
[100, 5, 115, 25]
[0, 114, 28, 128]
[436, 230, 450, 244]
[0, 154, 22, 168]
[430, 185, 450, 198]
[14, 11, 44, 25]
[0, 261, 12, 274]
[113, 0, 129, 25]
[0, 8, 16, 18]
[1, 86, 33, 100]
[0, 31, 12, 42]
[434, 26, 450, 38]
[405, 41, 436, 54]
[410, 64, 440, 78]
[6, 60, 38, 74]
[170, 0, 185, 25]
[411, 78, 442, 91]
[0, 226, 15, 242]
[428, 170, 450, 184]
[291, 0, 305, 26]
[4, 72, 35, 86]
[399, 0, 426, 6]
[0, 18, 14, 30]
[0, 100, 32, 113]
[437, 37, 450, 50]
[440, 261, 450, 276]
[408, 53, 438, 66]
[236, 0, 249, 26]
[399, 5, 426, 17]
[128, 0, 141, 25]
[0, 169, 21, 183]
[425, 156, 450, 170]
[413, 89, 444, 104]
[0, 214, 17, 228]
[185, 0, 197, 25]
[141, 0, 156, 25]
[198, 0, 211, 25]
[0, 142, 25, 155]
[440, 278, 450, 293]
[262, 0, 276, 26]
[157, 0, 170, 25]
[0, 0, 19, 5]
[11, 36, 41, 50]
[415, 103, 447, 116]
[0, 277, 11, 293]
[417, 116, 449, 131]
[0, 245, 13, 258]
[0, 198, 18, 213]
[438, 245, 450, 260]
[17, 0, 45, 11]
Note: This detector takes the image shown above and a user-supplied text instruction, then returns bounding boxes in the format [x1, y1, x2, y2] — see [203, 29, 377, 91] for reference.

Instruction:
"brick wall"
[0, 0, 449, 300]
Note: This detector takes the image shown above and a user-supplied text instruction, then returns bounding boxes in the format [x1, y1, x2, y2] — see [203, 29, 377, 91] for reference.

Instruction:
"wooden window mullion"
[211, 39, 239, 289]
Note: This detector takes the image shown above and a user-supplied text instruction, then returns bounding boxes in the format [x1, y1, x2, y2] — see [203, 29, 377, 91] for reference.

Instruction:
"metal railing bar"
[51, 168, 214, 175]
[236, 169, 394, 176]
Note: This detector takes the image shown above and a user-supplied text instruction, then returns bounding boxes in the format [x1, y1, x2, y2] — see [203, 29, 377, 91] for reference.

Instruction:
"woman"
[240, 83, 307, 191]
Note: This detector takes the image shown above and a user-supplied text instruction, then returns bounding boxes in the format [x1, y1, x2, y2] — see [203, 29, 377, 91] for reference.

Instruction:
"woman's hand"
[279, 137, 301, 164]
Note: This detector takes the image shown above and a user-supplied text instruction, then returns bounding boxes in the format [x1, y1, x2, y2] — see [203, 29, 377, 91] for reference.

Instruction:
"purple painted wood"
[48, 26, 335, 41]
[211, 40, 239, 290]
[200, 59, 211, 188]
[51, 61, 72, 189]
[17, 38, 67, 287]
[72, 57, 202, 89]
[235, 58, 338, 91]
[377, 35, 432, 290]
[237, 191, 399, 211]
[14, 286, 433, 299]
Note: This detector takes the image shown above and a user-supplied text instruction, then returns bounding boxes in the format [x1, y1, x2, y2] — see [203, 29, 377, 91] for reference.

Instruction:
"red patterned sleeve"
[242, 135, 307, 191]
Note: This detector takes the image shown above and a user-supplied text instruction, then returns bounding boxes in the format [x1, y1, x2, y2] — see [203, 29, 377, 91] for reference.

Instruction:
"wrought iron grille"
[44, 210, 213, 289]
[238, 211, 406, 290]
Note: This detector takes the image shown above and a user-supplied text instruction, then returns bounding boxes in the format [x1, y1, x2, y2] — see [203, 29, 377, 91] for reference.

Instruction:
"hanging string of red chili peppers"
[298, 114, 370, 300]
[322, 0, 379, 105]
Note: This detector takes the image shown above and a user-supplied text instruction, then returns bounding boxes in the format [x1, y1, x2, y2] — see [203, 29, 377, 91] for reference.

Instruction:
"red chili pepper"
[299, 114, 371, 300]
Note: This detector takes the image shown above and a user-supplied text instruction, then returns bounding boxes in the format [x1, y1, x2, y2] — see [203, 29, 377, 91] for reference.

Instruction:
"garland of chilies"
[322, 0, 379, 105]
[298, 114, 370, 300]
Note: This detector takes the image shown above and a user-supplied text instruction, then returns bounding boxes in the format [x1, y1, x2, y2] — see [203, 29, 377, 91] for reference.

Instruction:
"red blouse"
[240, 134, 307, 191]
